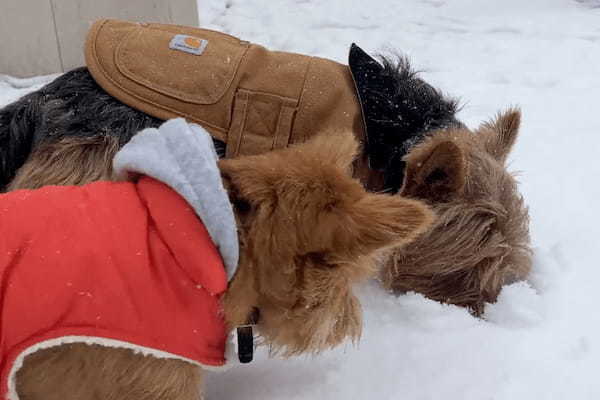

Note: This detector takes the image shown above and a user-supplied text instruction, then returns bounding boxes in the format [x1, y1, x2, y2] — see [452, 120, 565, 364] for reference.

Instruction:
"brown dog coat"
[85, 19, 364, 158]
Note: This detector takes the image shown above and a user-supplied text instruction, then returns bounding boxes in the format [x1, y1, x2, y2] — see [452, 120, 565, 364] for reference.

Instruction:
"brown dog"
[381, 109, 531, 314]
[11, 132, 432, 400]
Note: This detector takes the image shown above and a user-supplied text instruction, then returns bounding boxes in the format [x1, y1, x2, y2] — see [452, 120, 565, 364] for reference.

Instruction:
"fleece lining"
[113, 118, 239, 279]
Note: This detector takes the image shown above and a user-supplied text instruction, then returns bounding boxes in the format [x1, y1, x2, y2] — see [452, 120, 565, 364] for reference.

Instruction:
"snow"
[2, 0, 600, 398]
[0, 74, 58, 106]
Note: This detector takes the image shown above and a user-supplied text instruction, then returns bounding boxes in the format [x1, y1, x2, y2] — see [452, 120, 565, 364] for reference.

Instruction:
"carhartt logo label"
[169, 34, 208, 55]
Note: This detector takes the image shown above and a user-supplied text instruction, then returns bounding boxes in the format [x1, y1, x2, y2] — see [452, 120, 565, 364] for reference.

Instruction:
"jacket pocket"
[226, 90, 297, 157]
[115, 25, 248, 105]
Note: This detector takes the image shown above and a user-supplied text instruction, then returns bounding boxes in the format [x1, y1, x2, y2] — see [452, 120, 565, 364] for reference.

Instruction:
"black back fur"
[0, 68, 162, 188]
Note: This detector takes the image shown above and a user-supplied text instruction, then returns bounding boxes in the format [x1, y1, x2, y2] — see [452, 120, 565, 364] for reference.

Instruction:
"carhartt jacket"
[85, 19, 364, 158]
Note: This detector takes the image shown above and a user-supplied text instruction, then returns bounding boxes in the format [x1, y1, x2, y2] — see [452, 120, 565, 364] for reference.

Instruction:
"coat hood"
[113, 118, 239, 279]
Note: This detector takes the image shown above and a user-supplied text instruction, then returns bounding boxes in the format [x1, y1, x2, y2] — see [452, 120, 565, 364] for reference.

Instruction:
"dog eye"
[232, 198, 252, 214]
[304, 252, 335, 269]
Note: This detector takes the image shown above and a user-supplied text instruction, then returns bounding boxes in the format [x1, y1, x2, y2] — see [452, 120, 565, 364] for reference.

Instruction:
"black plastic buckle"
[237, 324, 254, 364]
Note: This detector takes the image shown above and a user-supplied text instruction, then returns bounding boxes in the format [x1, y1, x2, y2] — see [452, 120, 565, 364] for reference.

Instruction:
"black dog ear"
[349, 44, 392, 172]
[349, 43, 384, 77]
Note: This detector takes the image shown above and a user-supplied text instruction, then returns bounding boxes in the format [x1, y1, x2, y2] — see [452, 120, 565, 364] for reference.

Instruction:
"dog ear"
[218, 154, 277, 209]
[295, 132, 359, 173]
[340, 193, 434, 255]
[400, 140, 467, 202]
[478, 108, 521, 163]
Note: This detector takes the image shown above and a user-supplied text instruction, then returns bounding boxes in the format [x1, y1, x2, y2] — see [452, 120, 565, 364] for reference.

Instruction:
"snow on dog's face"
[382, 109, 532, 315]
[219, 134, 433, 355]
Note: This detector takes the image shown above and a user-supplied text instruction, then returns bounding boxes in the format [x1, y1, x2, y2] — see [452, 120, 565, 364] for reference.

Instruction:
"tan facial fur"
[382, 109, 532, 315]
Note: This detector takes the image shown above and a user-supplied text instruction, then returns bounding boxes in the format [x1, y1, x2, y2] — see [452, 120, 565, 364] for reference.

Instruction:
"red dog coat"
[0, 177, 229, 400]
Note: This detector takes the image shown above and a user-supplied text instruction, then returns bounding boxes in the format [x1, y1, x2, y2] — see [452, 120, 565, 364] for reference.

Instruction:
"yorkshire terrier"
[381, 109, 531, 314]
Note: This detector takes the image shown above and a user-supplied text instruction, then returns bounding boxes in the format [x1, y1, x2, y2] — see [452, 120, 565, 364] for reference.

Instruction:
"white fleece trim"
[7, 336, 235, 400]
[113, 118, 239, 280]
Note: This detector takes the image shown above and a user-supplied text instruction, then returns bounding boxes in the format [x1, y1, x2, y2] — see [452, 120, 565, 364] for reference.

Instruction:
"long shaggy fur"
[382, 110, 531, 315]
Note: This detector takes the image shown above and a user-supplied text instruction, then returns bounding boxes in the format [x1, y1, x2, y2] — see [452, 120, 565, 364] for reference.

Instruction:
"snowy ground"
[2, 0, 599, 399]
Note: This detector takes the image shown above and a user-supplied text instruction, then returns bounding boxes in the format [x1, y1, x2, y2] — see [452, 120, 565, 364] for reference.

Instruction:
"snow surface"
[0, 74, 58, 106]
[1, 0, 599, 398]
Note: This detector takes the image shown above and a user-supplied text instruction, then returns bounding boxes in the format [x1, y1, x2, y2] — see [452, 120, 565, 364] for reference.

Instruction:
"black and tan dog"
[0, 19, 530, 313]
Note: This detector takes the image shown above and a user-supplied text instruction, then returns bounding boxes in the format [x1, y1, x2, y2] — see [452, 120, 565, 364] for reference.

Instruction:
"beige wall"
[0, 0, 199, 77]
